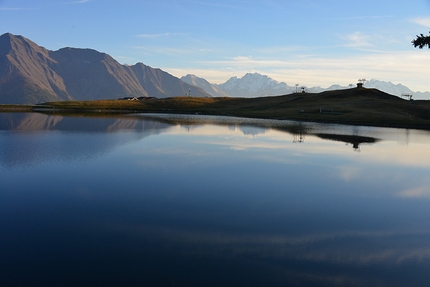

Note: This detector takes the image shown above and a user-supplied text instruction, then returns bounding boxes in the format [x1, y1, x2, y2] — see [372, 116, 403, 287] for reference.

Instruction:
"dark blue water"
[1, 113, 430, 286]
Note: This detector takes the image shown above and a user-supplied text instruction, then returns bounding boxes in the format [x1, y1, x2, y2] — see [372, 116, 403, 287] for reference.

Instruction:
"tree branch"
[412, 32, 430, 49]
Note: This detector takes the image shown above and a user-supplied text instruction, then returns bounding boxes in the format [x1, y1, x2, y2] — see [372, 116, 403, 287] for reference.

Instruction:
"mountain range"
[0, 33, 211, 104]
[182, 73, 430, 100]
[1, 33, 429, 104]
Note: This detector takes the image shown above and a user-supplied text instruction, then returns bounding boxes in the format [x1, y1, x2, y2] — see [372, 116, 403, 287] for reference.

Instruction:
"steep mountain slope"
[181, 74, 228, 97]
[0, 33, 71, 104]
[130, 65, 210, 98]
[49, 47, 148, 101]
[0, 33, 210, 104]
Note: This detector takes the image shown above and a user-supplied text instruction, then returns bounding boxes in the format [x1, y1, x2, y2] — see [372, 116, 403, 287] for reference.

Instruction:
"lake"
[1, 112, 430, 287]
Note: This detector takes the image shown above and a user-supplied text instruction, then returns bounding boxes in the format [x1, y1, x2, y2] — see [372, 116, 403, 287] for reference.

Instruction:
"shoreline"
[1, 88, 430, 130]
[1, 105, 429, 131]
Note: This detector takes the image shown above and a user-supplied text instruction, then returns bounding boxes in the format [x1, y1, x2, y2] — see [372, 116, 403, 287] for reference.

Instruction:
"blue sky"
[1, 0, 430, 91]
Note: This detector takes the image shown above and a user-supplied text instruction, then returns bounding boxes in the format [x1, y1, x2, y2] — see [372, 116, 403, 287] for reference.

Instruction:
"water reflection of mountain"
[0, 113, 63, 130]
[238, 126, 267, 136]
[0, 113, 171, 133]
[138, 114, 384, 146]
[0, 113, 173, 167]
[1, 113, 428, 167]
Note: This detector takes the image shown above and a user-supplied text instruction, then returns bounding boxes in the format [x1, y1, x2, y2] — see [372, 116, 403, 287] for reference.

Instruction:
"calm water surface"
[1, 112, 430, 286]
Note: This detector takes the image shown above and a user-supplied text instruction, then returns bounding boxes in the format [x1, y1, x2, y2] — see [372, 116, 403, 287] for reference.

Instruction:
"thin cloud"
[329, 15, 394, 21]
[135, 32, 189, 40]
[343, 32, 373, 47]
[256, 46, 305, 54]
[411, 17, 430, 28]
[211, 56, 290, 68]
[132, 46, 207, 56]
[163, 50, 430, 91]
[63, 0, 91, 4]
[136, 33, 171, 39]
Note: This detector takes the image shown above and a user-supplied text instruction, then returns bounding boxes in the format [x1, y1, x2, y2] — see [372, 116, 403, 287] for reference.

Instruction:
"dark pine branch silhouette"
[412, 32, 430, 49]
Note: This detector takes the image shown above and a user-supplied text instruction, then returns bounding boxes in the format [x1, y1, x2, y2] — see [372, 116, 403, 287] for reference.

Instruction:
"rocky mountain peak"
[0, 33, 211, 104]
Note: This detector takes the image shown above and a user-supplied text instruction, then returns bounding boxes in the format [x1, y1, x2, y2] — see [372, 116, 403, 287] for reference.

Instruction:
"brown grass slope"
[38, 87, 430, 129]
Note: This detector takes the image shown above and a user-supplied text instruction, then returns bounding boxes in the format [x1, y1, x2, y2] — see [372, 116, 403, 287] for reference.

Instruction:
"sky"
[1, 0, 430, 92]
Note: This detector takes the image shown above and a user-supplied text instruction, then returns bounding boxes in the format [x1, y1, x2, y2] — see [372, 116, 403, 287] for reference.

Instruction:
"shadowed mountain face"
[0, 33, 70, 104]
[129, 64, 209, 99]
[181, 74, 230, 97]
[0, 33, 211, 104]
[49, 48, 148, 101]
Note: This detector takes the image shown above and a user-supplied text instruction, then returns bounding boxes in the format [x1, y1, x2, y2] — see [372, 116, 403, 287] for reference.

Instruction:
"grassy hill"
[4, 87, 430, 129]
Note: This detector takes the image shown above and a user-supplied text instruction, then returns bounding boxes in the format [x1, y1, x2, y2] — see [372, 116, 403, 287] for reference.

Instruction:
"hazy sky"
[1, 0, 430, 91]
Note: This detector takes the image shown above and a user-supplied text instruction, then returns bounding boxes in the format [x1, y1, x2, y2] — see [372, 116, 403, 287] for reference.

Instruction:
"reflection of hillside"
[2, 112, 427, 168]
[315, 133, 380, 151]
[0, 113, 173, 167]
[131, 114, 396, 146]
[0, 113, 172, 133]
[0, 113, 63, 130]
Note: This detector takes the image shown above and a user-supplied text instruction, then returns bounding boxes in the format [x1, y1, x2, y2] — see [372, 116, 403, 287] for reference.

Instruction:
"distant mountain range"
[1, 33, 429, 104]
[182, 73, 430, 100]
[0, 33, 211, 104]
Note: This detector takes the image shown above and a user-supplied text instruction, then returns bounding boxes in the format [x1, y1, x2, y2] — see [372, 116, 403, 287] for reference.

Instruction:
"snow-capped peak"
[217, 73, 292, 97]
[183, 72, 430, 99]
